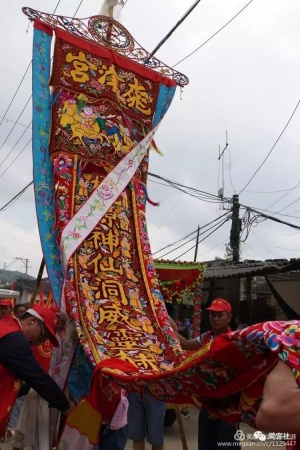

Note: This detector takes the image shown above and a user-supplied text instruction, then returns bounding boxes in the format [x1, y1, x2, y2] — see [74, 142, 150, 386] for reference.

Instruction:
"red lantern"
[173, 280, 182, 290]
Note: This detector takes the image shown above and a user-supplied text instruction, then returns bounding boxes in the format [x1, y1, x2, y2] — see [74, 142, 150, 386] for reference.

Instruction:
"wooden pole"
[29, 258, 45, 308]
[174, 404, 189, 450]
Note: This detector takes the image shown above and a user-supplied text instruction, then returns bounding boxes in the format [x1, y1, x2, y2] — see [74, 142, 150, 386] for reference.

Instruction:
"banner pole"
[29, 258, 45, 307]
[175, 404, 189, 450]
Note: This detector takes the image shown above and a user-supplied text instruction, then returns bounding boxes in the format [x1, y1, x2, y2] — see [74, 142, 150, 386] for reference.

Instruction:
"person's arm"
[0, 332, 70, 412]
[176, 333, 202, 351]
[256, 359, 300, 433]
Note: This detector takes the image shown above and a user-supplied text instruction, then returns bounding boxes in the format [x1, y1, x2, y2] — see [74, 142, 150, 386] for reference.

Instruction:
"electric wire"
[152, 229, 198, 255]
[0, 138, 32, 180]
[239, 99, 300, 194]
[148, 0, 202, 59]
[0, 180, 33, 212]
[148, 172, 225, 204]
[0, 60, 32, 127]
[240, 205, 300, 231]
[157, 213, 231, 259]
[173, 0, 254, 68]
[242, 242, 264, 260]
[241, 186, 300, 194]
[72, 0, 85, 18]
[153, 211, 231, 255]
[0, 97, 32, 153]
[253, 230, 300, 252]
[264, 178, 300, 214]
[251, 231, 283, 259]
[0, 0, 78, 162]
[0, 122, 31, 169]
[173, 216, 230, 261]
[0, 0, 63, 129]
[197, 238, 228, 258]
[0, 116, 31, 129]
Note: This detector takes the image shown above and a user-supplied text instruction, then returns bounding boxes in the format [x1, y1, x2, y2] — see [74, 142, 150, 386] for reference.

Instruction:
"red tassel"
[147, 196, 160, 206]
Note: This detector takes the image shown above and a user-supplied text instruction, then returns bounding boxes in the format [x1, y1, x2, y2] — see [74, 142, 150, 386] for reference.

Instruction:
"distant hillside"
[0, 269, 35, 284]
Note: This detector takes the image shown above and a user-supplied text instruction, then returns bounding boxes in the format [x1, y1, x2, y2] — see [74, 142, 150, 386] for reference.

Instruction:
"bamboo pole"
[175, 405, 189, 450]
[29, 258, 45, 308]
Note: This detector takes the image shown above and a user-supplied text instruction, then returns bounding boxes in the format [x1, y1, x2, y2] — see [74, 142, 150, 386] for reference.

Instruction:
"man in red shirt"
[175, 298, 240, 450]
[0, 305, 71, 437]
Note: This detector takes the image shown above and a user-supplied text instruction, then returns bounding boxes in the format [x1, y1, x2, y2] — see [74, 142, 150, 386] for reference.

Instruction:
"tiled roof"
[204, 258, 300, 280]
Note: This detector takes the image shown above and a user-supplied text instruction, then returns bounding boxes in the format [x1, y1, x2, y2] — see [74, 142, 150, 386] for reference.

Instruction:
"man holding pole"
[0, 304, 71, 437]
[174, 298, 241, 450]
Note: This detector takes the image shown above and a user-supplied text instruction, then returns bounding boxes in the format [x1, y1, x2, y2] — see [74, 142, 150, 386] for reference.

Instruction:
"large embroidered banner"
[26, 8, 189, 375]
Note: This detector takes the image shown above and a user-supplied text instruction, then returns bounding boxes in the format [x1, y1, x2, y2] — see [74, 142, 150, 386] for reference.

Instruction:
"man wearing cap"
[13, 303, 28, 319]
[0, 304, 71, 438]
[174, 298, 240, 450]
[0, 298, 14, 319]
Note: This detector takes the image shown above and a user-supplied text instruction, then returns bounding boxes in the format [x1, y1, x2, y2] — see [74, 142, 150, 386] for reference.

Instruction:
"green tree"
[223, 243, 233, 261]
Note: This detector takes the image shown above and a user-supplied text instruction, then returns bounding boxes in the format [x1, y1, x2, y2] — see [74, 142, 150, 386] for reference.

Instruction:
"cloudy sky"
[1, 0, 300, 278]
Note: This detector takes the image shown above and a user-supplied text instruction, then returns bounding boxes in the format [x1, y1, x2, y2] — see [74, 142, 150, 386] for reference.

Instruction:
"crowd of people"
[1, 295, 300, 450]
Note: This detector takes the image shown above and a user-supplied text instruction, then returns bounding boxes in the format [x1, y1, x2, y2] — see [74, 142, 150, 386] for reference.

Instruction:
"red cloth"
[0, 316, 23, 437]
[32, 341, 53, 372]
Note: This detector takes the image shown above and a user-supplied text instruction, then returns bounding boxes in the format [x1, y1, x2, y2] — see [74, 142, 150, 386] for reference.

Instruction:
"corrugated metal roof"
[204, 258, 300, 280]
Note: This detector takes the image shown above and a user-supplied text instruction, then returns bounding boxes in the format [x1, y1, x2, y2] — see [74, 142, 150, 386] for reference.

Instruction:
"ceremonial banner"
[25, 6, 189, 374]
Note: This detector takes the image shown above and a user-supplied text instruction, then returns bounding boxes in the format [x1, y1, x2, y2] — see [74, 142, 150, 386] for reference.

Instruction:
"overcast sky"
[1, 0, 300, 278]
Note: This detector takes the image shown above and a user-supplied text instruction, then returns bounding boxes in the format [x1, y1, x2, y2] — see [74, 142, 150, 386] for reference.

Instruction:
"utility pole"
[230, 194, 241, 263]
[15, 257, 30, 277]
[194, 226, 200, 262]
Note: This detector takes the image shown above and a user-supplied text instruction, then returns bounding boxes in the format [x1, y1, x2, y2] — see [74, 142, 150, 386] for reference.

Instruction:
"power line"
[251, 232, 283, 259]
[173, 216, 230, 261]
[0, 97, 32, 154]
[239, 99, 300, 194]
[264, 178, 300, 212]
[0, 180, 33, 212]
[253, 230, 300, 252]
[0, 116, 31, 129]
[197, 238, 228, 258]
[237, 186, 300, 194]
[0, 0, 63, 129]
[72, 0, 85, 18]
[147, 0, 202, 59]
[0, 0, 81, 170]
[0, 122, 31, 169]
[173, 0, 254, 68]
[0, 138, 32, 180]
[241, 204, 300, 231]
[153, 229, 198, 255]
[241, 203, 300, 219]
[148, 172, 224, 203]
[242, 241, 264, 260]
[0, 60, 32, 127]
[153, 211, 230, 256]
[158, 213, 231, 259]
[52, 0, 63, 15]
